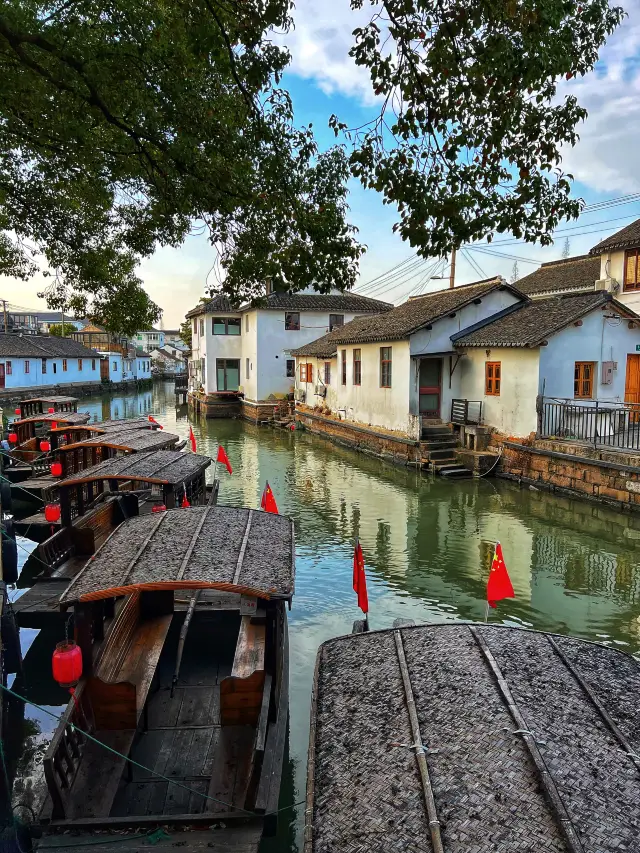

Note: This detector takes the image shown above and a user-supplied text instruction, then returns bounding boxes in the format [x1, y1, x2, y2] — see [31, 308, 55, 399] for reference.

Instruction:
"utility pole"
[1, 300, 7, 334]
[61, 307, 66, 337]
[449, 247, 457, 289]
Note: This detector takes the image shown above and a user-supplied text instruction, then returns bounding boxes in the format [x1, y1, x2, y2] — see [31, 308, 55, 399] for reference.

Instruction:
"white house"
[0, 334, 100, 391]
[133, 329, 165, 352]
[292, 277, 640, 440]
[186, 288, 391, 416]
[150, 347, 185, 375]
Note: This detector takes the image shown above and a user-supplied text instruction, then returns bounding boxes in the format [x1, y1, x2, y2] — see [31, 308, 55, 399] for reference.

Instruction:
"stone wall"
[188, 391, 242, 419]
[295, 407, 421, 466]
[501, 438, 640, 512]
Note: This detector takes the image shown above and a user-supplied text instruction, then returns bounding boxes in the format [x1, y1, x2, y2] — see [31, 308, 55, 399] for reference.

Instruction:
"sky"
[3, 0, 640, 326]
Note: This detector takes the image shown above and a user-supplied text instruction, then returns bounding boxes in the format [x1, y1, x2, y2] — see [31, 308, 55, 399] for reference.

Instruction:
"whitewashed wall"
[0, 354, 100, 390]
[457, 347, 540, 436]
[599, 250, 640, 314]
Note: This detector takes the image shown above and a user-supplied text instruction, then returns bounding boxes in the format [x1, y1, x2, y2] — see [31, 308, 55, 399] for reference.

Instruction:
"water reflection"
[7, 382, 640, 852]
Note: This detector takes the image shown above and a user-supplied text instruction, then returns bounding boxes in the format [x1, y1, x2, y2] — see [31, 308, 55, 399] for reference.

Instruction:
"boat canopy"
[19, 395, 79, 419]
[60, 505, 295, 604]
[14, 411, 91, 427]
[57, 449, 210, 488]
[20, 395, 78, 406]
[60, 427, 179, 454]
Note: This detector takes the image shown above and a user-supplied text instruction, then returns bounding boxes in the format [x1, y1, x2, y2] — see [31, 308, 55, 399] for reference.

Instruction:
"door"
[0, 363, 5, 390]
[625, 354, 640, 421]
[100, 358, 110, 380]
[419, 359, 442, 417]
[216, 359, 240, 391]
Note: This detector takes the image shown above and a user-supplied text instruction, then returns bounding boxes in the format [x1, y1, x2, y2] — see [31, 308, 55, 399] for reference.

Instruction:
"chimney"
[265, 276, 273, 296]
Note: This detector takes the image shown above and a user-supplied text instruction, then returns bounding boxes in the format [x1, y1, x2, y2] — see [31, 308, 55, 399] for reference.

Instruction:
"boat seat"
[220, 615, 266, 726]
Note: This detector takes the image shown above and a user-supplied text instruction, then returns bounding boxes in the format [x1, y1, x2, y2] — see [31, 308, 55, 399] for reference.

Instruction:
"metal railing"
[538, 397, 640, 451]
[451, 399, 483, 425]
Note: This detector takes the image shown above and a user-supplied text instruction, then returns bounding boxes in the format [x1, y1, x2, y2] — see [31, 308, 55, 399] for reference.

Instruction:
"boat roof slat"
[20, 395, 78, 404]
[60, 429, 178, 454]
[59, 506, 295, 604]
[57, 450, 210, 488]
[15, 412, 91, 426]
[233, 510, 254, 586]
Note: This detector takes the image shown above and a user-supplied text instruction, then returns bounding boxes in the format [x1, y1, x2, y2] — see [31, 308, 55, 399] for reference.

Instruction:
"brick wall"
[296, 408, 420, 466]
[501, 438, 640, 511]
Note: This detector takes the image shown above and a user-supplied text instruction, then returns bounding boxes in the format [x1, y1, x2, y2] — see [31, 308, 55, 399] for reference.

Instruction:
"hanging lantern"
[40, 440, 51, 452]
[8, 432, 17, 444]
[181, 494, 191, 508]
[51, 422, 58, 430]
[44, 503, 61, 523]
[14, 408, 20, 415]
[52, 641, 83, 688]
[50, 462, 63, 477]
[152, 504, 167, 513]
[48, 407, 55, 414]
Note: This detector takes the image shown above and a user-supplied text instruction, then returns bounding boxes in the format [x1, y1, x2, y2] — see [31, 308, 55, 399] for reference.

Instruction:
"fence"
[451, 399, 483, 426]
[538, 397, 640, 452]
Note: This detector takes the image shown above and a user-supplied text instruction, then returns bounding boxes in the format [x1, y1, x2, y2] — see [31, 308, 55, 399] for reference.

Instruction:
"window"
[324, 362, 331, 385]
[216, 358, 240, 391]
[62, 358, 68, 372]
[113, 361, 118, 371]
[299, 363, 313, 383]
[485, 361, 501, 396]
[341, 349, 347, 385]
[41, 357, 47, 374]
[24, 360, 29, 374]
[285, 312, 300, 331]
[213, 317, 241, 335]
[286, 359, 295, 378]
[78, 358, 83, 371]
[574, 361, 595, 399]
[624, 249, 640, 291]
[380, 347, 392, 387]
[329, 314, 344, 331]
[353, 349, 362, 385]
[199, 319, 204, 337]
[92, 359, 96, 370]
[53, 362, 57, 374]
[193, 319, 197, 335]
[6, 361, 11, 375]
[246, 357, 250, 380]
[245, 314, 249, 332]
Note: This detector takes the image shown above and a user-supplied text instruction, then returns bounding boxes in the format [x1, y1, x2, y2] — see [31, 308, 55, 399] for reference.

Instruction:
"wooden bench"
[44, 591, 173, 820]
[220, 615, 266, 726]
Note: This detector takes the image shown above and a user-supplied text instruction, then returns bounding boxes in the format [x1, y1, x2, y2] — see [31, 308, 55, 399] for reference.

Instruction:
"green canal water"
[9, 382, 640, 851]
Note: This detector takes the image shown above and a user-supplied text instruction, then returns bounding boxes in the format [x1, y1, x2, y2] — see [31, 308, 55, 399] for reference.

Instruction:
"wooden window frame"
[624, 249, 640, 292]
[41, 357, 47, 375]
[285, 312, 301, 331]
[324, 361, 331, 385]
[286, 359, 295, 378]
[299, 362, 313, 383]
[353, 349, 362, 385]
[6, 361, 11, 375]
[341, 350, 347, 386]
[24, 359, 29, 375]
[329, 314, 344, 331]
[574, 361, 595, 399]
[78, 358, 83, 371]
[485, 361, 501, 396]
[380, 347, 392, 388]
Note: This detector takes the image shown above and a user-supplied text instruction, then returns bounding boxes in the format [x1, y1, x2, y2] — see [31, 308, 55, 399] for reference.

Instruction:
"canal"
[8, 381, 640, 851]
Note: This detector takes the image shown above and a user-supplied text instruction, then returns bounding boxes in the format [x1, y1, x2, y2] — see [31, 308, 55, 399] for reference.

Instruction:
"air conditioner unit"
[315, 385, 327, 398]
[294, 388, 306, 402]
[595, 278, 620, 293]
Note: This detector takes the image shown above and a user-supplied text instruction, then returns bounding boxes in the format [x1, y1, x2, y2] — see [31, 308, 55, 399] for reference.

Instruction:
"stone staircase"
[420, 423, 472, 478]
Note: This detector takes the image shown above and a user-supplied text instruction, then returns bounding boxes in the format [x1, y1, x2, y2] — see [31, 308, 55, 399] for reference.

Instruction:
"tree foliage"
[0, 0, 623, 322]
[179, 319, 192, 349]
[48, 322, 77, 337]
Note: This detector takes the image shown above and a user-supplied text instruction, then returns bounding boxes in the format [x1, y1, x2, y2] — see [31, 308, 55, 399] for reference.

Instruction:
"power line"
[467, 246, 541, 265]
[462, 249, 487, 280]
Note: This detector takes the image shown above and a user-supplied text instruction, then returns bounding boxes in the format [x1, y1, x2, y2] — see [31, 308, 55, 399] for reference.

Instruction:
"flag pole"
[484, 600, 489, 623]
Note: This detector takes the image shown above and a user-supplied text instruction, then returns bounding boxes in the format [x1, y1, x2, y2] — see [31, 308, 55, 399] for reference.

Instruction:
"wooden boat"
[305, 623, 640, 853]
[18, 395, 79, 419]
[10, 411, 91, 459]
[33, 505, 293, 852]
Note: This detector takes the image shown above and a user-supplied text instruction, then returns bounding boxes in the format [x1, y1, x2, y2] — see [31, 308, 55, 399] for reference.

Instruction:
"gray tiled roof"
[0, 334, 98, 358]
[186, 293, 237, 318]
[453, 292, 633, 348]
[292, 278, 519, 356]
[516, 255, 600, 296]
[244, 292, 392, 313]
[590, 218, 640, 255]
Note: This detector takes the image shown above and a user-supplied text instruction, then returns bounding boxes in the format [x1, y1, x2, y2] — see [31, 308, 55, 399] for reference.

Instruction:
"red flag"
[487, 542, 515, 608]
[260, 481, 278, 514]
[353, 542, 369, 614]
[148, 415, 164, 430]
[216, 445, 233, 474]
[189, 425, 196, 453]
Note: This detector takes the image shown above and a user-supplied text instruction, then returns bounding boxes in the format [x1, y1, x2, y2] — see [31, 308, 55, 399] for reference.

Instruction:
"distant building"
[133, 329, 165, 352]
[32, 313, 88, 334]
[0, 311, 39, 334]
[71, 323, 129, 356]
[0, 334, 100, 391]
[150, 347, 186, 375]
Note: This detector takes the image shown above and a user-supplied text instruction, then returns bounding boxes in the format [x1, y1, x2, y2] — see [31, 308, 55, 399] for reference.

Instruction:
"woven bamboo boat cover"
[307, 624, 640, 853]
[60, 505, 295, 603]
[57, 449, 210, 487]
[63, 428, 178, 453]
[15, 411, 91, 426]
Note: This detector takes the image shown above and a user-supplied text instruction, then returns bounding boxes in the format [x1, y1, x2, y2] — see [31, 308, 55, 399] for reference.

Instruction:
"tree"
[179, 319, 192, 349]
[49, 322, 77, 337]
[0, 0, 622, 320]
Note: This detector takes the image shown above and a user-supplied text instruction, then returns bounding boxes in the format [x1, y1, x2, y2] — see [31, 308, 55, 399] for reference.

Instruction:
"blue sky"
[6, 0, 640, 325]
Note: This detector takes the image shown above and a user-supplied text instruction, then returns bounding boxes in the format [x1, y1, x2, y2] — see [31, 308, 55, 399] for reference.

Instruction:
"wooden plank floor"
[36, 823, 264, 851]
[12, 580, 68, 627]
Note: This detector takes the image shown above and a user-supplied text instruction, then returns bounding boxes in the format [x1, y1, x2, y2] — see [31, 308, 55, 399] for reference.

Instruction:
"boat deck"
[306, 623, 640, 853]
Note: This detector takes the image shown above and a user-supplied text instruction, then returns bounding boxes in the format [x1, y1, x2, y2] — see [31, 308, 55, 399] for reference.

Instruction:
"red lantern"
[50, 462, 63, 477]
[44, 503, 61, 523]
[8, 432, 17, 444]
[51, 422, 58, 430]
[52, 641, 83, 688]
[48, 407, 55, 414]
[14, 408, 20, 415]
[181, 494, 190, 508]
[152, 504, 167, 513]
[40, 440, 51, 452]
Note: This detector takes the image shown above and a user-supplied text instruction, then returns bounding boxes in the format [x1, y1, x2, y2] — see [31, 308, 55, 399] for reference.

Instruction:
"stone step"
[421, 424, 453, 438]
[424, 448, 458, 461]
[420, 438, 458, 450]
